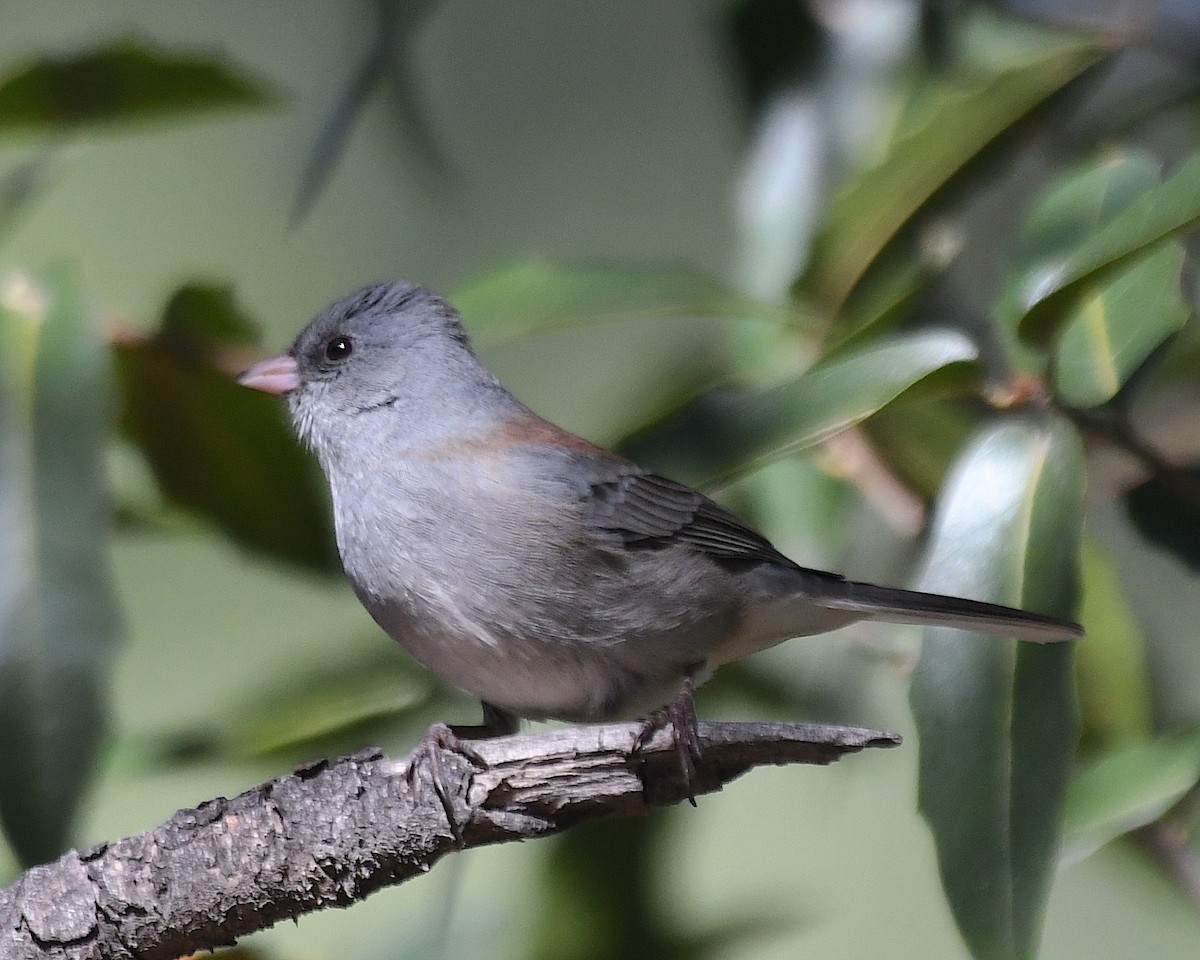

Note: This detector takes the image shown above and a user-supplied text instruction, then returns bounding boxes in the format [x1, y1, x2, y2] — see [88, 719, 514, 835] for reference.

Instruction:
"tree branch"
[0, 719, 899, 960]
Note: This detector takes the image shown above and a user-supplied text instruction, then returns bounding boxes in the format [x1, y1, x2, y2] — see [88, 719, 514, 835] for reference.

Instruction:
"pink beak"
[238, 353, 300, 395]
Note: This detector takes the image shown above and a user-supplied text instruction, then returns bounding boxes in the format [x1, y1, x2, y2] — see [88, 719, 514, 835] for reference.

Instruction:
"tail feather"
[817, 580, 1082, 643]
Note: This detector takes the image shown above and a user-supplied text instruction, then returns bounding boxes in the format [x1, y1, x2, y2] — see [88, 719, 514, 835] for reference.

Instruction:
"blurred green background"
[4, 2, 1200, 959]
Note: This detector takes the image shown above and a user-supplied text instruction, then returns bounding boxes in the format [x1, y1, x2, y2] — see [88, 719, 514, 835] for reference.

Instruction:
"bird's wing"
[585, 469, 809, 569]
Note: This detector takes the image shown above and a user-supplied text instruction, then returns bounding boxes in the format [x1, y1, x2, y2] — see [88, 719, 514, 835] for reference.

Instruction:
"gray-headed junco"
[239, 281, 1081, 736]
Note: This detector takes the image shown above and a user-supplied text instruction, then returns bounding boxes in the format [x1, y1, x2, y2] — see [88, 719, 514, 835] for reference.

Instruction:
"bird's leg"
[635, 677, 704, 806]
[406, 702, 520, 845]
[463, 701, 521, 737]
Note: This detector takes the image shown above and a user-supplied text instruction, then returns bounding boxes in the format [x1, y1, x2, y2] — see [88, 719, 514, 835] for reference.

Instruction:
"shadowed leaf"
[0, 41, 273, 134]
[861, 395, 976, 500]
[292, 0, 448, 223]
[1124, 465, 1200, 570]
[0, 150, 57, 244]
[0, 267, 120, 866]
[113, 284, 339, 574]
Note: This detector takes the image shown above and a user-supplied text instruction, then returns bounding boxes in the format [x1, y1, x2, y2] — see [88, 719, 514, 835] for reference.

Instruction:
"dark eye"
[324, 336, 353, 362]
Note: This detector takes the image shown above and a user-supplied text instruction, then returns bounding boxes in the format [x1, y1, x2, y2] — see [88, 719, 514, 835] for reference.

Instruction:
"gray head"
[240, 280, 512, 467]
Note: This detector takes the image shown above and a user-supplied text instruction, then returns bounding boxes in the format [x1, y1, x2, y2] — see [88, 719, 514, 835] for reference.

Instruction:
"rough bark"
[0, 719, 899, 960]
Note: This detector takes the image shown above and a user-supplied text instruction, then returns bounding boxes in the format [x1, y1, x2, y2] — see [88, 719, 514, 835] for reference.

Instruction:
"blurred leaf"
[994, 149, 1190, 399]
[529, 814, 784, 960]
[0, 41, 273, 134]
[1063, 730, 1200, 864]
[159, 283, 259, 352]
[219, 650, 435, 761]
[453, 262, 797, 347]
[1019, 152, 1200, 346]
[911, 417, 1084, 960]
[0, 267, 120, 866]
[1010, 150, 1162, 274]
[824, 252, 930, 356]
[1124, 464, 1200, 570]
[861, 395, 976, 500]
[293, 0, 447, 223]
[0, 150, 56, 244]
[802, 40, 1104, 312]
[113, 284, 339, 574]
[1074, 539, 1152, 753]
[622, 329, 979, 487]
[1052, 243, 1188, 407]
[992, 149, 1166, 376]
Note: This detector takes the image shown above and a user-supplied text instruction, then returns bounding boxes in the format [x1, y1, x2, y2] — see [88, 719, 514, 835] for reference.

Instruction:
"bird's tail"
[816, 580, 1081, 643]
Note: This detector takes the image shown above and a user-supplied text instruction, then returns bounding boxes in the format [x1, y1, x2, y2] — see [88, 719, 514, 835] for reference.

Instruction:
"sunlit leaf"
[453, 263, 797, 347]
[113, 284, 339, 573]
[622, 329, 979, 487]
[0, 267, 120, 866]
[802, 41, 1103, 312]
[1063, 730, 1200, 864]
[911, 417, 1084, 960]
[1052, 243, 1188, 407]
[1018, 151, 1200, 346]
[0, 41, 273, 134]
[992, 150, 1168, 375]
[993, 149, 1190, 395]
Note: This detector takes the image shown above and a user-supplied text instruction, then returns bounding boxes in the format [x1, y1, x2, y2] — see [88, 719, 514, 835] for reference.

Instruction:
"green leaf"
[0, 267, 121, 866]
[217, 652, 437, 761]
[995, 149, 1190, 396]
[802, 41, 1103, 312]
[158, 283, 259, 352]
[1063, 730, 1200, 864]
[621, 329, 979, 487]
[910, 417, 1084, 960]
[1018, 151, 1200, 345]
[823, 251, 930, 356]
[113, 284, 339, 574]
[1052, 243, 1188, 407]
[1074, 539, 1152, 752]
[452, 262, 797, 347]
[992, 150, 1168, 376]
[0, 152, 55, 245]
[0, 41, 274, 134]
[861, 395, 976, 500]
[1011, 150, 1163, 273]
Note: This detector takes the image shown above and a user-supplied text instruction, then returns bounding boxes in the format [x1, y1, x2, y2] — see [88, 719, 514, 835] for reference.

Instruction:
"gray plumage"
[240, 280, 1082, 726]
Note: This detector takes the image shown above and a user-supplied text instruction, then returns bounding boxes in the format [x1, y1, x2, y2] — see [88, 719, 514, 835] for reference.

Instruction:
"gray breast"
[331, 459, 746, 720]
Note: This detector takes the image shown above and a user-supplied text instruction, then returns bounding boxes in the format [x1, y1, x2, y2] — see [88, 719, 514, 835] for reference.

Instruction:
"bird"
[238, 280, 1082, 746]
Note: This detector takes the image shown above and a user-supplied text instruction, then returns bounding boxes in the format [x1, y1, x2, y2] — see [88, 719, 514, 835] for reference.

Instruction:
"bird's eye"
[324, 336, 353, 362]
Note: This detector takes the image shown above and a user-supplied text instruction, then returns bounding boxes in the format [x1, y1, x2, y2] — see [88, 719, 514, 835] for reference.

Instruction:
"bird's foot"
[406, 703, 519, 845]
[406, 722, 488, 846]
[634, 680, 703, 806]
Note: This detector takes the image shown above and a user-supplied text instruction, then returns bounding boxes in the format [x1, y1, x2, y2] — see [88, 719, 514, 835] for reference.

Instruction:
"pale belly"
[355, 579, 735, 722]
